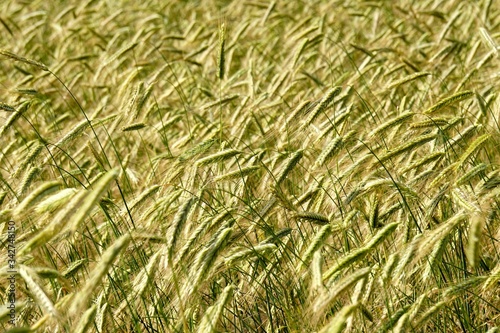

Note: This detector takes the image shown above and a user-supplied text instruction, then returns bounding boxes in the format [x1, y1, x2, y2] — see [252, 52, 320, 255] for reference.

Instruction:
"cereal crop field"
[0, 0, 499, 332]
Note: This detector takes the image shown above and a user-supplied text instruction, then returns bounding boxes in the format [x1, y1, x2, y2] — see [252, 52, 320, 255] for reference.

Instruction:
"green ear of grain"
[424, 90, 474, 114]
[218, 23, 226, 79]
[295, 211, 330, 225]
[122, 122, 146, 131]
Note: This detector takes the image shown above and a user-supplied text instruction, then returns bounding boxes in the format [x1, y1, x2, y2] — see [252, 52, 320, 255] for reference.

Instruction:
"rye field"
[0, 0, 499, 332]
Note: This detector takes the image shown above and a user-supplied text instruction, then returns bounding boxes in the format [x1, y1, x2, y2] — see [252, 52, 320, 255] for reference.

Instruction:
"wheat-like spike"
[19, 265, 59, 318]
[310, 250, 324, 292]
[424, 90, 474, 114]
[318, 303, 360, 333]
[322, 248, 370, 281]
[455, 134, 491, 171]
[35, 188, 78, 214]
[364, 222, 398, 249]
[368, 111, 414, 138]
[428, 162, 459, 189]
[67, 168, 119, 233]
[62, 259, 87, 278]
[394, 235, 421, 279]
[14, 181, 61, 218]
[0, 191, 6, 206]
[213, 165, 260, 182]
[13, 141, 44, 178]
[218, 22, 226, 79]
[179, 138, 217, 161]
[315, 136, 342, 166]
[422, 236, 447, 283]
[385, 71, 431, 91]
[0, 101, 31, 137]
[479, 27, 499, 55]
[129, 184, 161, 211]
[301, 86, 342, 129]
[410, 118, 450, 129]
[18, 166, 41, 197]
[187, 227, 232, 297]
[177, 209, 234, 262]
[368, 194, 379, 228]
[0, 49, 48, 70]
[315, 267, 370, 317]
[466, 212, 484, 268]
[122, 122, 146, 131]
[292, 37, 309, 68]
[299, 224, 332, 268]
[168, 196, 197, 259]
[417, 213, 467, 261]
[70, 234, 131, 316]
[225, 243, 276, 266]
[456, 163, 487, 186]
[0, 102, 16, 112]
[197, 284, 234, 333]
[381, 253, 399, 285]
[134, 84, 153, 120]
[482, 261, 500, 292]
[295, 211, 329, 225]
[195, 149, 241, 166]
[379, 133, 436, 163]
[102, 41, 138, 68]
[400, 151, 444, 174]
[275, 150, 303, 185]
[281, 100, 313, 132]
[72, 304, 97, 333]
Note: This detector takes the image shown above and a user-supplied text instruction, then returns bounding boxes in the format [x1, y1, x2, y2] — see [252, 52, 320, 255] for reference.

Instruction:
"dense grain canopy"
[0, 1, 499, 332]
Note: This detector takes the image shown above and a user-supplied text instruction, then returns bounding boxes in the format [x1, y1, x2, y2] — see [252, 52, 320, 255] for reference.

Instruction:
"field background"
[0, 0, 499, 332]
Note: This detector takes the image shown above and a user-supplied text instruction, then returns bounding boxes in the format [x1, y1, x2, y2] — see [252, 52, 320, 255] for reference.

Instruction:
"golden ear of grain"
[19, 265, 59, 319]
[67, 168, 119, 233]
[314, 267, 370, 319]
[318, 303, 360, 333]
[72, 304, 97, 333]
[13, 141, 44, 178]
[466, 212, 484, 268]
[455, 134, 491, 171]
[14, 181, 62, 218]
[322, 248, 370, 281]
[379, 133, 436, 163]
[70, 234, 131, 316]
[18, 166, 41, 197]
[0, 101, 31, 137]
[423, 90, 474, 114]
[225, 243, 277, 266]
[275, 150, 303, 185]
[299, 224, 332, 269]
[385, 71, 431, 91]
[0, 49, 48, 70]
[195, 149, 241, 166]
[197, 285, 234, 333]
[168, 196, 197, 258]
[302, 86, 342, 129]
